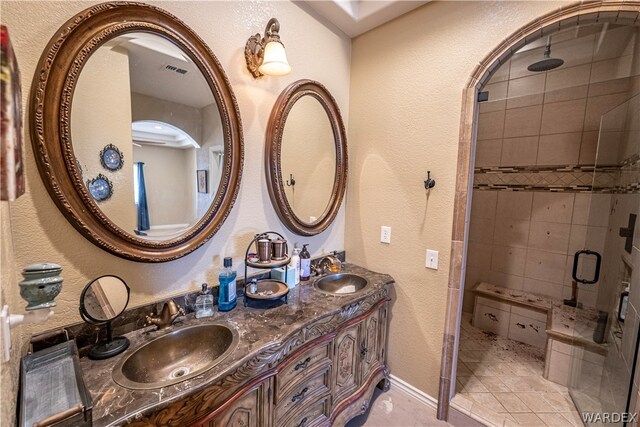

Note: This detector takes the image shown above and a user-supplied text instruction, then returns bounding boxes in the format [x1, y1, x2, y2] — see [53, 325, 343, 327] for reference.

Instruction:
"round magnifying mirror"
[80, 275, 130, 359]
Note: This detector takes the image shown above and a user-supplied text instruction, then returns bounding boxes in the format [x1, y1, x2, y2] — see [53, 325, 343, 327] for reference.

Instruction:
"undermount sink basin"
[112, 324, 238, 390]
[314, 273, 368, 295]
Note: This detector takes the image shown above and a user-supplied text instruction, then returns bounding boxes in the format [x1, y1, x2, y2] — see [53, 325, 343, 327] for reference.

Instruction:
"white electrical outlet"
[380, 226, 391, 244]
[426, 249, 439, 270]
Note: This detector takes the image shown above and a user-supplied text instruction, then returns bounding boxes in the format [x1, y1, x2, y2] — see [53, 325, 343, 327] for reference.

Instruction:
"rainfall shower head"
[527, 37, 564, 72]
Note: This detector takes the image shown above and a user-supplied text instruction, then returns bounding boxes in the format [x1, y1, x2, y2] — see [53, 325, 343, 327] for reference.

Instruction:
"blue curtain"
[135, 162, 150, 233]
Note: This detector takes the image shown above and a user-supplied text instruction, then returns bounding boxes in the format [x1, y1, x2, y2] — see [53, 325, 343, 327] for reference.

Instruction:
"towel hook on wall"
[424, 171, 436, 190]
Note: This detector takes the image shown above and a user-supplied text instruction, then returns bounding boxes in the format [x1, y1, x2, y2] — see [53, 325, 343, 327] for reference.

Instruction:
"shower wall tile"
[501, 136, 539, 166]
[475, 139, 502, 167]
[504, 105, 543, 138]
[485, 81, 508, 100]
[579, 130, 599, 164]
[592, 25, 636, 62]
[588, 76, 632, 97]
[492, 245, 527, 276]
[531, 192, 575, 224]
[545, 64, 591, 93]
[507, 74, 546, 99]
[598, 131, 624, 165]
[571, 193, 592, 225]
[506, 93, 545, 110]
[544, 84, 589, 104]
[479, 99, 506, 114]
[509, 49, 544, 80]
[537, 132, 582, 165]
[467, 242, 493, 268]
[469, 218, 495, 243]
[580, 194, 616, 227]
[478, 111, 505, 140]
[489, 271, 524, 290]
[524, 249, 567, 284]
[552, 34, 595, 68]
[496, 191, 533, 220]
[527, 221, 571, 254]
[494, 219, 531, 248]
[523, 278, 563, 300]
[568, 224, 588, 254]
[584, 92, 630, 130]
[470, 190, 497, 220]
[590, 55, 634, 84]
[540, 98, 587, 134]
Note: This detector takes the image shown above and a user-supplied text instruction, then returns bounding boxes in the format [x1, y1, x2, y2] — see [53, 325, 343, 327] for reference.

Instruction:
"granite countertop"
[78, 264, 393, 426]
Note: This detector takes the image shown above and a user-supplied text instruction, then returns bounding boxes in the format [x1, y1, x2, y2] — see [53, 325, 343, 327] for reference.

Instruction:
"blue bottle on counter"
[218, 257, 237, 311]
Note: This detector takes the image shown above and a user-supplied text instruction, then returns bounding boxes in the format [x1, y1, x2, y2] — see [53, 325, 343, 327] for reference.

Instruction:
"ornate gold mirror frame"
[265, 79, 347, 236]
[30, 2, 243, 262]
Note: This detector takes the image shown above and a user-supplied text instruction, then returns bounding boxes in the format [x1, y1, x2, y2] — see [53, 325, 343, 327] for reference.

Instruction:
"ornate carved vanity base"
[129, 289, 390, 427]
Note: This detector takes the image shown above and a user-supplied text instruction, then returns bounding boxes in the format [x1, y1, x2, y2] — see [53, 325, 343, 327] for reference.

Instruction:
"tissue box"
[271, 265, 297, 288]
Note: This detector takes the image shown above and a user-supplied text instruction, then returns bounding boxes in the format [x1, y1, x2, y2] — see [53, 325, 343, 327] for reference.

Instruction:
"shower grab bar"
[572, 250, 601, 285]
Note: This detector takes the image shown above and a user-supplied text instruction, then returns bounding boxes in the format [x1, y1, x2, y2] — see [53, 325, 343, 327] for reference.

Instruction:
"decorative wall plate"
[100, 144, 124, 171]
[87, 174, 113, 201]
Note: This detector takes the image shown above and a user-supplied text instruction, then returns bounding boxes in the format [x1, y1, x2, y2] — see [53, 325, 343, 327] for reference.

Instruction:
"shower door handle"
[572, 250, 601, 284]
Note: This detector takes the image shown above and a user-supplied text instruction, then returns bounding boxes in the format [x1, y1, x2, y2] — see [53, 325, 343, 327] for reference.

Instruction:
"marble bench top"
[473, 282, 606, 353]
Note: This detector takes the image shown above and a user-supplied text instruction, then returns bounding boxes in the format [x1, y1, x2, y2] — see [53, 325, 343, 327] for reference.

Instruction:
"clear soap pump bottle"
[195, 283, 214, 318]
[218, 257, 237, 312]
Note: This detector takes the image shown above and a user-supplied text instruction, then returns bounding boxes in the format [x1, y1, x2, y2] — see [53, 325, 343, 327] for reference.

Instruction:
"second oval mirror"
[266, 80, 347, 236]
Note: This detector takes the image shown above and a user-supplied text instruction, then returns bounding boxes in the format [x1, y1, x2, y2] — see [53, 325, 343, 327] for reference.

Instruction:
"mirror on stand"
[79, 275, 130, 360]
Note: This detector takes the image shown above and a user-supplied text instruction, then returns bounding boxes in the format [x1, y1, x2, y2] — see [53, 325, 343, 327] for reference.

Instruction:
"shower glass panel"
[568, 94, 640, 425]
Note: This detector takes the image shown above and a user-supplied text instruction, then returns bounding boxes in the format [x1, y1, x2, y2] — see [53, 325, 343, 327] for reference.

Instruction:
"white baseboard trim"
[389, 374, 438, 410]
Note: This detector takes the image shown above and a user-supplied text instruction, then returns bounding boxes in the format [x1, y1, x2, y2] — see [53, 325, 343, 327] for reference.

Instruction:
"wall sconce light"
[245, 18, 291, 78]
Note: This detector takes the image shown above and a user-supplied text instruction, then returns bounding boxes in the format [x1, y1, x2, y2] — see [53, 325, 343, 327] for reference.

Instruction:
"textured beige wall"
[1, 0, 350, 334]
[346, 0, 569, 397]
[72, 47, 136, 234]
[0, 203, 23, 426]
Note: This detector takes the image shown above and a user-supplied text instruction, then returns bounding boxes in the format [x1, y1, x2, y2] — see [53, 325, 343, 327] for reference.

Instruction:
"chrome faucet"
[145, 299, 185, 330]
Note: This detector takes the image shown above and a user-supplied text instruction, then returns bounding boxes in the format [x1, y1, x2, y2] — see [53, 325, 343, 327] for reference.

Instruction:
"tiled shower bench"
[471, 282, 607, 387]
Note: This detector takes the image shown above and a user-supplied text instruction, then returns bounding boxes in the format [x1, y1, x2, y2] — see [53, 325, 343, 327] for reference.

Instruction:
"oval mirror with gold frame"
[30, 2, 243, 262]
[266, 80, 347, 236]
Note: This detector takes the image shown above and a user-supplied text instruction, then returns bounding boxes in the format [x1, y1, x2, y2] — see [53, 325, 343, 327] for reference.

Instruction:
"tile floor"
[452, 313, 583, 427]
[346, 386, 482, 427]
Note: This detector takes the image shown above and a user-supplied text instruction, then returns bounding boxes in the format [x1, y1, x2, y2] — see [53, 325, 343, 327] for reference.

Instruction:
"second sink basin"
[314, 273, 368, 295]
[112, 324, 238, 390]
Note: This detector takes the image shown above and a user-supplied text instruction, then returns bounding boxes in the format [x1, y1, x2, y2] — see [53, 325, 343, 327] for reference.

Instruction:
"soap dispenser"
[300, 244, 311, 281]
[195, 283, 214, 318]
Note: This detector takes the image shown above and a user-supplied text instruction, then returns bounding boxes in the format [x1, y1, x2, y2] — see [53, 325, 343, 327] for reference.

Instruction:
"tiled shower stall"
[456, 22, 640, 425]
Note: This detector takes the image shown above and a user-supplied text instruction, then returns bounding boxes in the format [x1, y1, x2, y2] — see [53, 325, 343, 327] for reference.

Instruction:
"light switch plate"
[380, 226, 391, 244]
[426, 249, 439, 270]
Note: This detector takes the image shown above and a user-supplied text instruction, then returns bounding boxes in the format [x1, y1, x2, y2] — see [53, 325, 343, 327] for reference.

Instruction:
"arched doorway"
[438, 2, 640, 422]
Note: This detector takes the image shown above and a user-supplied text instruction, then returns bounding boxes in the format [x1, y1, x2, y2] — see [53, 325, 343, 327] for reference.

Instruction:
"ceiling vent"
[163, 64, 188, 75]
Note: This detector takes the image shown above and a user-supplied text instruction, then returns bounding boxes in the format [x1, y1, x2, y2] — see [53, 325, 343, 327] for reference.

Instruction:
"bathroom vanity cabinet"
[85, 265, 394, 427]
[190, 298, 389, 427]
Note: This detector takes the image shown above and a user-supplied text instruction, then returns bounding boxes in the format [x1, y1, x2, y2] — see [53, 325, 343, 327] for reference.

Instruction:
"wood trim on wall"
[437, 1, 640, 420]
